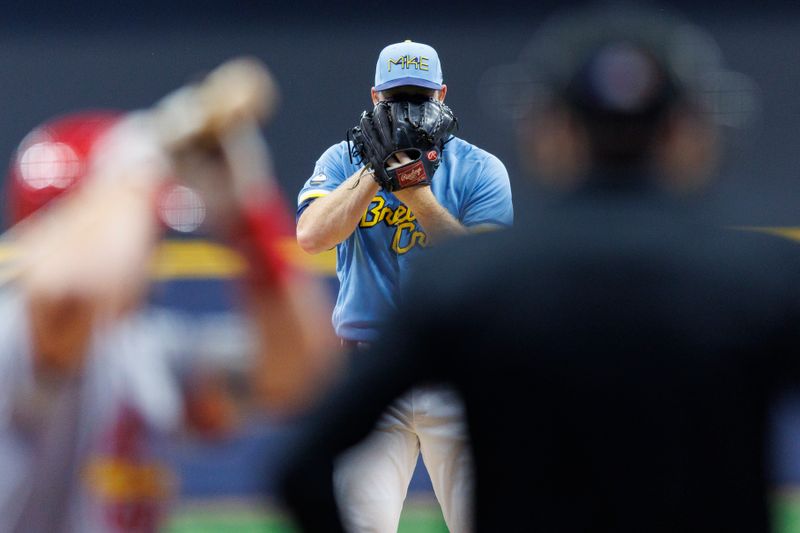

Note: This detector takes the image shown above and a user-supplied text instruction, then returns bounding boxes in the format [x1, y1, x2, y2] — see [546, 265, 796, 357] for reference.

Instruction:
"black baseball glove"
[349, 98, 458, 192]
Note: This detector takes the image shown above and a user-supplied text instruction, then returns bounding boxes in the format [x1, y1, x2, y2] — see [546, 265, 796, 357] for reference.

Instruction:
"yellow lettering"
[388, 57, 404, 72]
[360, 198, 426, 253]
[392, 222, 417, 254]
[83, 458, 174, 502]
[379, 205, 393, 224]
[420, 57, 429, 71]
[360, 197, 385, 227]
[392, 223, 427, 254]
[407, 56, 420, 69]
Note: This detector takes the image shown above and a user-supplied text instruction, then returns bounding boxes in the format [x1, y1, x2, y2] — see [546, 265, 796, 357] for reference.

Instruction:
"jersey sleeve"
[460, 153, 514, 230]
[297, 142, 351, 219]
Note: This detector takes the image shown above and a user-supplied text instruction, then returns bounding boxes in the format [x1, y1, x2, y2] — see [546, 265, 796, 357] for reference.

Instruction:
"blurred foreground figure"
[0, 60, 335, 532]
[281, 7, 795, 533]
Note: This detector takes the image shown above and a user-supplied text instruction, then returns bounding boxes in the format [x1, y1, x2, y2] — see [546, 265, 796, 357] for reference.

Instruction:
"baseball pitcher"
[296, 41, 513, 533]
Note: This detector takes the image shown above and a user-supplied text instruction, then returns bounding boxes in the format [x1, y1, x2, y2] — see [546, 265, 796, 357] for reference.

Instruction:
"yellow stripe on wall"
[0, 238, 338, 281]
[151, 241, 247, 279]
[152, 238, 337, 279]
[2, 226, 800, 282]
[743, 227, 800, 242]
[276, 239, 337, 276]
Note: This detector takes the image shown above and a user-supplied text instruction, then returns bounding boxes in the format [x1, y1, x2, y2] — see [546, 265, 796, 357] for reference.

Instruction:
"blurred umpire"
[281, 6, 797, 533]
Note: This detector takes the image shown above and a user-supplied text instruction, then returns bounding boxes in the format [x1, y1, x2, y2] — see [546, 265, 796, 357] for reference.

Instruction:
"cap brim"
[374, 77, 443, 92]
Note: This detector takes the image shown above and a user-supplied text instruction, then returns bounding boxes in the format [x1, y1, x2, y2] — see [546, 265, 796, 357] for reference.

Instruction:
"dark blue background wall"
[0, 1, 797, 227]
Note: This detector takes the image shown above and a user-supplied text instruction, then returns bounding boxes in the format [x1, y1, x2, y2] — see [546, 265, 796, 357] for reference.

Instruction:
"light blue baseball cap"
[374, 40, 443, 92]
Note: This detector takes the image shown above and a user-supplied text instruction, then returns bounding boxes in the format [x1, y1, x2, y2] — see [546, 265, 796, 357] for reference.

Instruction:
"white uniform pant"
[334, 385, 473, 533]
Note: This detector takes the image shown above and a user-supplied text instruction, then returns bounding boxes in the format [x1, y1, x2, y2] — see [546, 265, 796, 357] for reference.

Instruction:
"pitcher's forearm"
[297, 168, 380, 254]
[393, 186, 467, 245]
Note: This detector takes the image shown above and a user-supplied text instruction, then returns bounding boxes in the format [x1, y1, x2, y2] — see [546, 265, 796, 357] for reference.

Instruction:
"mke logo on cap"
[388, 55, 429, 72]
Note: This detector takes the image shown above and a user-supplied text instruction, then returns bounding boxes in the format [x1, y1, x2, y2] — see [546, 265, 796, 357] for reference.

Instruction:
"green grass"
[166, 492, 800, 532]
[774, 490, 800, 533]
[164, 499, 448, 533]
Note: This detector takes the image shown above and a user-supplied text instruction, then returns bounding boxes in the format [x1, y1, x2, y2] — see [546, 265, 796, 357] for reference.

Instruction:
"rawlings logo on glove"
[349, 98, 458, 192]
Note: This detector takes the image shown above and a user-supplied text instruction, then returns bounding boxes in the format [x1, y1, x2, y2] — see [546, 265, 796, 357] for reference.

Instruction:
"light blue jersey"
[298, 136, 513, 342]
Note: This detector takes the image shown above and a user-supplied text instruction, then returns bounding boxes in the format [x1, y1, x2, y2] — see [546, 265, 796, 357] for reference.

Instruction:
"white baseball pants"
[334, 385, 473, 533]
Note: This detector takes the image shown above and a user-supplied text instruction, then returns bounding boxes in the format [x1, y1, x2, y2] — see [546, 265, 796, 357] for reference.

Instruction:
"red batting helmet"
[7, 111, 123, 224]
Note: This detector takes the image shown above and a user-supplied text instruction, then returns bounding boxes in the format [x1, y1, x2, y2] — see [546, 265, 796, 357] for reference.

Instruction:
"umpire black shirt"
[281, 174, 800, 532]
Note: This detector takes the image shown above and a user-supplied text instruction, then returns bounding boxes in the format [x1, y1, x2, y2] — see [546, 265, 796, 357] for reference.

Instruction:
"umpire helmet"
[522, 6, 725, 164]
